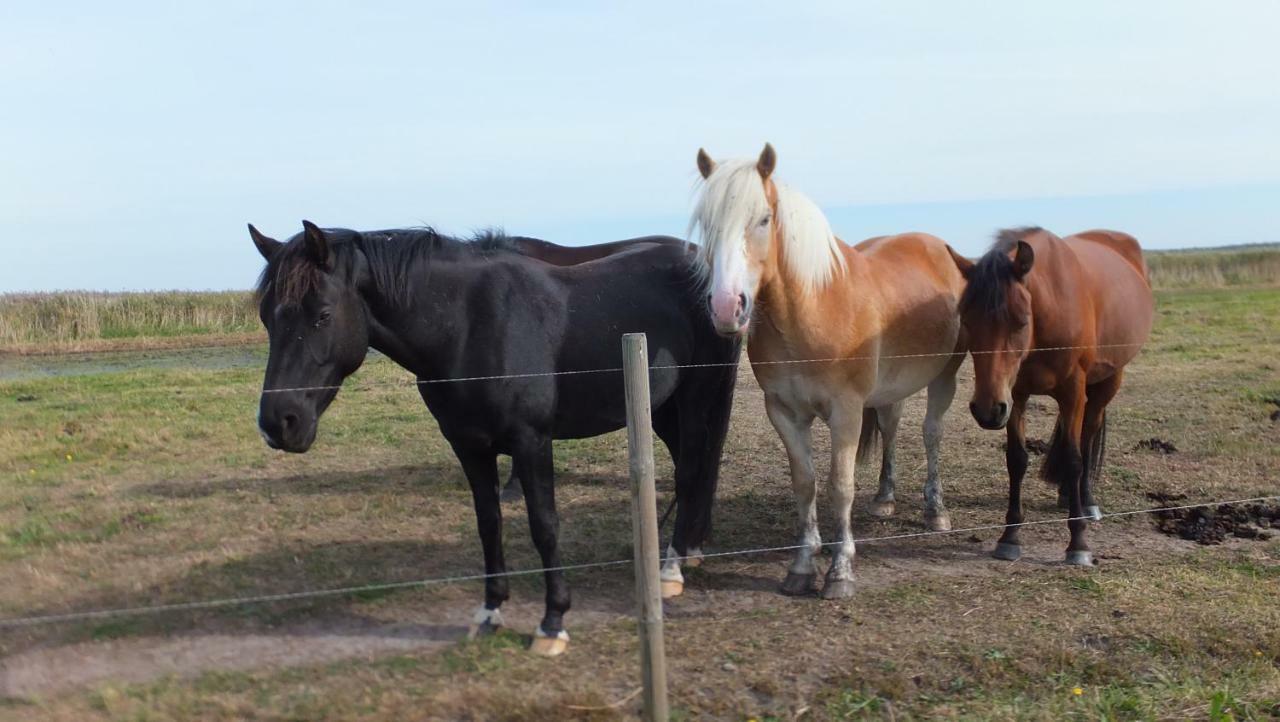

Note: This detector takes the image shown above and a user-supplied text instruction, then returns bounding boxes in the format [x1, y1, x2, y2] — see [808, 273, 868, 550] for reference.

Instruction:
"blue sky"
[2, 2, 1278, 292]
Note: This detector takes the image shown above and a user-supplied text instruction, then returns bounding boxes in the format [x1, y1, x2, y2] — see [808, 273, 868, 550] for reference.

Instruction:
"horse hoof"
[868, 500, 896, 518]
[1065, 550, 1095, 567]
[682, 548, 704, 568]
[926, 513, 952, 532]
[660, 579, 684, 599]
[780, 572, 818, 596]
[468, 607, 505, 639]
[529, 628, 569, 657]
[1085, 505, 1102, 521]
[992, 542, 1022, 561]
[499, 478, 524, 503]
[821, 579, 856, 600]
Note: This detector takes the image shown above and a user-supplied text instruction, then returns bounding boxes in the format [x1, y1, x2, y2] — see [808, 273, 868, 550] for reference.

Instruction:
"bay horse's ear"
[248, 224, 282, 261]
[1011, 240, 1035, 279]
[301, 220, 333, 270]
[696, 148, 716, 179]
[946, 245, 975, 279]
[756, 142, 777, 180]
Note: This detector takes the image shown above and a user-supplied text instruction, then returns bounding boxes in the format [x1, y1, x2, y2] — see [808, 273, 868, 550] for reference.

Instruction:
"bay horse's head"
[950, 229, 1038, 430]
[249, 221, 370, 452]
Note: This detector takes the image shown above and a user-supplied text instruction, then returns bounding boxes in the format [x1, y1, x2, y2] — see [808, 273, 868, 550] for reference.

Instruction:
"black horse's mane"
[959, 226, 1041, 321]
[256, 227, 524, 307]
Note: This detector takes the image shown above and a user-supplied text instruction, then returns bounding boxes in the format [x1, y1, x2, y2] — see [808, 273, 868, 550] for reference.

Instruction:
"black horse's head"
[250, 221, 369, 452]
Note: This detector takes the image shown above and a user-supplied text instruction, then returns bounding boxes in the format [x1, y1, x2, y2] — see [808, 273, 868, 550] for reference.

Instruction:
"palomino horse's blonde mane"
[689, 159, 846, 292]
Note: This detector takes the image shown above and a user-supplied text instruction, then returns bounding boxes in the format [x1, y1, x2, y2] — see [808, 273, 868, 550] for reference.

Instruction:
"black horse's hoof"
[992, 542, 1022, 561]
[780, 572, 818, 596]
[821, 579, 856, 600]
[499, 476, 523, 503]
[1065, 550, 1095, 566]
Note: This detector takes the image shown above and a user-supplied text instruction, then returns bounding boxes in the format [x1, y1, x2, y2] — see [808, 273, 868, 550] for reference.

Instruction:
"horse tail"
[857, 408, 880, 466]
[1040, 417, 1076, 488]
[1088, 410, 1108, 487]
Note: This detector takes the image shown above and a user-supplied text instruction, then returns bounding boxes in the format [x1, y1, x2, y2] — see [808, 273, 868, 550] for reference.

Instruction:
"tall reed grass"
[1144, 245, 1280, 289]
[0, 291, 260, 351]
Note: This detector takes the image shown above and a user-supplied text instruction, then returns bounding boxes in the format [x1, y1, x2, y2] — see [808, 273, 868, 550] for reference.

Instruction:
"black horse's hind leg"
[659, 364, 737, 597]
[453, 447, 509, 636]
[512, 433, 571, 655]
[993, 394, 1029, 561]
[499, 461, 523, 503]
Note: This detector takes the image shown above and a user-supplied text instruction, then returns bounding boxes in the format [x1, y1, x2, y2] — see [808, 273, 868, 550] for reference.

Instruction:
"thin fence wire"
[2, 494, 1275, 630]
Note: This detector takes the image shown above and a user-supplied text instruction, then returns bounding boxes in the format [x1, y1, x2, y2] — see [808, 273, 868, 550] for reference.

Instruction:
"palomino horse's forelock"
[690, 159, 845, 292]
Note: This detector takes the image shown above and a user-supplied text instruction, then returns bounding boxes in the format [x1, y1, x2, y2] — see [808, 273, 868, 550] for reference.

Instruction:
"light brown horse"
[690, 144, 968, 598]
[948, 227, 1154, 565]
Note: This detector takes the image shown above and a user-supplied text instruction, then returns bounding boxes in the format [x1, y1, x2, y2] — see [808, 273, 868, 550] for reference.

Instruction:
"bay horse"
[948, 227, 1154, 565]
[248, 222, 739, 655]
[497, 235, 687, 502]
[691, 144, 968, 599]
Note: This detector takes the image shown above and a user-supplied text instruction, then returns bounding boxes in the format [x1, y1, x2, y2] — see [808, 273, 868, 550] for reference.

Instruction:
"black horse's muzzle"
[258, 397, 319, 453]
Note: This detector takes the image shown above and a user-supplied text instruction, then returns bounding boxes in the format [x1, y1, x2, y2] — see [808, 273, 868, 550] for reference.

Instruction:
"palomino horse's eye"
[758, 215, 771, 228]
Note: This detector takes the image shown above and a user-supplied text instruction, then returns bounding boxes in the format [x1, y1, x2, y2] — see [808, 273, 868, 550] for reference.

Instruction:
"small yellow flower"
[1256, 650, 1264, 657]
[65, 453, 73, 461]
[1072, 687, 1084, 696]
[28, 468, 35, 474]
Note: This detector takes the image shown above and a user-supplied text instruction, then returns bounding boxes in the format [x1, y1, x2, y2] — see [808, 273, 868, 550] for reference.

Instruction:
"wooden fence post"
[622, 333, 669, 721]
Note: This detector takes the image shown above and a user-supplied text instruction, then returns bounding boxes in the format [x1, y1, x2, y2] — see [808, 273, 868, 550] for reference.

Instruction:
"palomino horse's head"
[250, 221, 370, 452]
[949, 230, 1037, 430]
[689, 143, 778, 336]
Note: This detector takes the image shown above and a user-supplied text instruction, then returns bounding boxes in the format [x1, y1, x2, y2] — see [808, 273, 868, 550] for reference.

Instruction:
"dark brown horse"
[949, 227, 1154, 565]
[499, 235, 687, 501]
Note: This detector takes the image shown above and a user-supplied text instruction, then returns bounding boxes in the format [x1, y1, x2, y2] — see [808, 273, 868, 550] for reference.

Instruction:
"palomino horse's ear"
[756, 142, 777, 180]
[696, 148, 716, 179]
[1010, 240, 1035, 279]
[945, 245, 975, 279]
[301, 220, 333, 270]
[248, 224, 283, 261]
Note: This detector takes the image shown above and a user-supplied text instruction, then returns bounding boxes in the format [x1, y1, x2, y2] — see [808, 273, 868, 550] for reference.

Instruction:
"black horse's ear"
[301, 220, 332, 270]
[756, 142, 777, 180]
[1011, 240, 1035, 279]
[248, 224, 282, 261]
[696, 148, 717, 179]
[946, 245, 975, 279]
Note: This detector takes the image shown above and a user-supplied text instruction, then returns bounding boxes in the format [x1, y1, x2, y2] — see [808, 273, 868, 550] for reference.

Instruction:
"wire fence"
[2, 493, 1275, 630]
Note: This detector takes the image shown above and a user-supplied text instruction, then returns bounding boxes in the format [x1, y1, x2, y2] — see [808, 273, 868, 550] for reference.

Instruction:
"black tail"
[857, 408, 880, 466]
[1087, 410, 1108, 486]
[1040, 417, 1079, 489]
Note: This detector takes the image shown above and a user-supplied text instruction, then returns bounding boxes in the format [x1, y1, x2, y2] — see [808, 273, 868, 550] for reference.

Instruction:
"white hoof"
[660, 579, 684, 598]
[926, 512, 952, 532]
[468, 606, 504, 639]
[530, 627, 569, 657]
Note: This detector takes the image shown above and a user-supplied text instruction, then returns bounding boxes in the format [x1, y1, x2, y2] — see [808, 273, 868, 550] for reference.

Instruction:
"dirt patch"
[1135, 437, 1179, 454]
[1148, 493, 1279, 544]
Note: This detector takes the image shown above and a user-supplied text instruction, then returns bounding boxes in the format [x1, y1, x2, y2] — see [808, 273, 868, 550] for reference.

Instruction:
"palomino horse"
[690, 144, 968, 598]
[949, 227, 1154, 565]
[249, 222, 739, 655]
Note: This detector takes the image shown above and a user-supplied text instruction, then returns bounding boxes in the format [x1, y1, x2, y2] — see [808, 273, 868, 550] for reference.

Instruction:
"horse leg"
[1048, 377, 1091, 566]
[654, 405, 691, 597]
[993, 394, 1030, 561]
[867, 402, 902, 518]
[821, 399, 866, 599]
[1082, 371, 1123, 521]
[499, 460, 523, 503]
[765, 396, 819, 596]
[453, 447, 509, 637]
[511, 433, 571, 656]
[922, 368, 959, 531]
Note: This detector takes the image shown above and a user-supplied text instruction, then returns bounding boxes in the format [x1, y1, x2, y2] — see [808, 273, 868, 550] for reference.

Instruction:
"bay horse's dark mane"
[255, 227, 524, 307]
[959, 226, 1043, 321]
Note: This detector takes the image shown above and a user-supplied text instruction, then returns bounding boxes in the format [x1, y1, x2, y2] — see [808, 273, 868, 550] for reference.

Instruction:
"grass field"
[2, 245, 1276, 355]
[0, 287, 1277, 720]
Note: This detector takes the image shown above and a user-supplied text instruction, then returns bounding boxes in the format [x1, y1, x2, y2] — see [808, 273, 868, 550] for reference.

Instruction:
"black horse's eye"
[314, 310, 332, 328]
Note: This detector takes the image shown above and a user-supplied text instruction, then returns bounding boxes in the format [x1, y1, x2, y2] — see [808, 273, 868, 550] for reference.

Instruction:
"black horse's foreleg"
[513, 434, 570, 655]
[454, 448, 508, 634]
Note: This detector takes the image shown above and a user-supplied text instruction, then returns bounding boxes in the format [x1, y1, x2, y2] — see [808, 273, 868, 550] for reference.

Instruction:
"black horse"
[250, 221, 739, 655]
